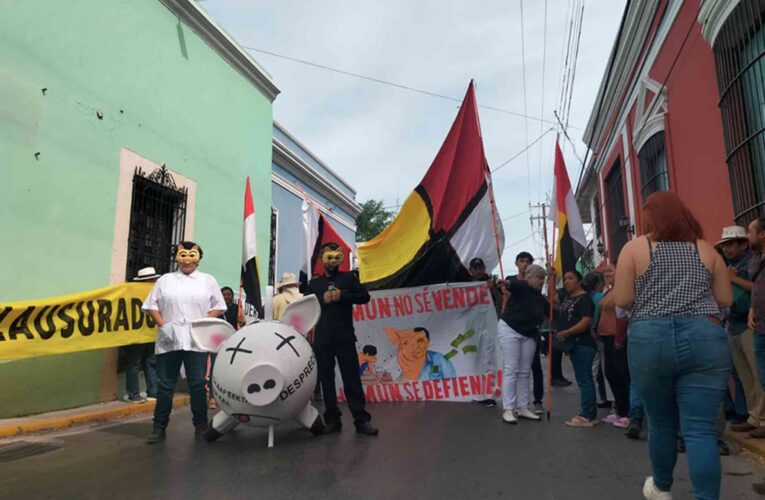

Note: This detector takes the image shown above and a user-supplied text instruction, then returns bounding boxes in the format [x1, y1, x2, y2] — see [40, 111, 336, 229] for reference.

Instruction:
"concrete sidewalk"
[0, 396, 189, 438]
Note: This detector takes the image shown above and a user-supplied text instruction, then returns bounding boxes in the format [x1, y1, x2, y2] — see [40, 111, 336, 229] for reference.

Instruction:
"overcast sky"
[202, 0, 626, 274]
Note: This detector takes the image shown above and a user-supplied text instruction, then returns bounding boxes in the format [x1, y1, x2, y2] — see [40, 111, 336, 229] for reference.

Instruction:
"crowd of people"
[120, 191, 765, 499]
[485, 192, 765, 500]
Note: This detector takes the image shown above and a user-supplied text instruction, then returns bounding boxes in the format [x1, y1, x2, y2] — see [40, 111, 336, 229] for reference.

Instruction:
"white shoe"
[516, 408, 541, 421]
[502, 410, 517, 424]
[643, 477, 672, 500]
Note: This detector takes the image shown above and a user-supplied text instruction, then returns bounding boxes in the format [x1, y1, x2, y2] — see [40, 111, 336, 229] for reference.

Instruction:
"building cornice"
[271, 173, 358, 232]
[583, 0, 660, 148]
[159, 0, 280, 102]
[272, 139, 362, 218]
[273, 122, 357, 195]
[699, 0, 741, 46]
[577, 0, 682, 202]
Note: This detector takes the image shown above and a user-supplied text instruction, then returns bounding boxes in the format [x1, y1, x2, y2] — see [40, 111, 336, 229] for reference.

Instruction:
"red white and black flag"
[300, 200, 352, 287]
[241, 177, 263, 322]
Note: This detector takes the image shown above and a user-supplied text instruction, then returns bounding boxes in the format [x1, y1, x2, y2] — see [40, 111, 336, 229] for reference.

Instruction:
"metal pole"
[545, 205, 556, 421]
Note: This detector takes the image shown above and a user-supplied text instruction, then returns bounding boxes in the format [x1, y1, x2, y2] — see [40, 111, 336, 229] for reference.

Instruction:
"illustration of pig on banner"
[189, 295, 324, 446]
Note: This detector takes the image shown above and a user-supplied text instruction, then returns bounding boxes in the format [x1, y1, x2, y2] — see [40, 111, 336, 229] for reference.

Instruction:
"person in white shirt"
[142, 241, 227, 444]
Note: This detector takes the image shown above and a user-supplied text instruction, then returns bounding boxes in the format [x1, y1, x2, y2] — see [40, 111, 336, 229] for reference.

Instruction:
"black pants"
[315, 342, 371, 426]
[153, 350, 208, 430]
[551, 346, 564, 380]
[531, 335, 543, 404]
[601, 336, 631, 417]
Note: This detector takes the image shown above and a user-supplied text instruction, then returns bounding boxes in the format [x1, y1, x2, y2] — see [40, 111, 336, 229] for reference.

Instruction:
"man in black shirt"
[306, 243, 379, 436]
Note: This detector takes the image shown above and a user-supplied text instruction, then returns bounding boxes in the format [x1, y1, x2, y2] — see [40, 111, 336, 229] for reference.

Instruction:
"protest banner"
[338, 281, 501, 403]
[0, 282, 156, 361]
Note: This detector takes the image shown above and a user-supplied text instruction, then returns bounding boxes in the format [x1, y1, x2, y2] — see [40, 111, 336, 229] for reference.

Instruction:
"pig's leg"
[295, 403, 325, 435]
[204, 411, 238, 442]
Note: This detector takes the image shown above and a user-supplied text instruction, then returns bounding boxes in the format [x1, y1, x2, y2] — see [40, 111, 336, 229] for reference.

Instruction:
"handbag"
[552, 332, 577, 353]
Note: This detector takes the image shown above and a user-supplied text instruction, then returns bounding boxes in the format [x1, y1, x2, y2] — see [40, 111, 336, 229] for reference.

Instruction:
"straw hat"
[715, 226, 748, 247]
[276, 272, 298, 290]
[134, 267, 161, 281]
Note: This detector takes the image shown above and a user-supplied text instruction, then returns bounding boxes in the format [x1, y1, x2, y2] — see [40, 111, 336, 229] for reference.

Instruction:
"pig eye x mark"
[274, 332, 299, 357]
[225, 338, 253, 364]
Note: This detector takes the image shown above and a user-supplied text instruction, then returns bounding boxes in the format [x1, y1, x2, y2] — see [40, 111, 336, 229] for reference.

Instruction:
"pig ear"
[190, 318, 236, 352]
[384, 327, 401, 345]
[281, 295, 321, 336]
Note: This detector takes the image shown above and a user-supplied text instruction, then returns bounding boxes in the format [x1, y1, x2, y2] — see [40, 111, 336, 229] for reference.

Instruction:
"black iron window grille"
[714, 0, 765, 226]
[605, 161, 629, 259]
[638, 131, 670, 200]
[125, 165, 187, 280]
[268, 208, 278, 287]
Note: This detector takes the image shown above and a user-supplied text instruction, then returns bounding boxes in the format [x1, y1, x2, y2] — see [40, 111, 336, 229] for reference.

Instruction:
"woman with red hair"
[614, 192, 732, 500]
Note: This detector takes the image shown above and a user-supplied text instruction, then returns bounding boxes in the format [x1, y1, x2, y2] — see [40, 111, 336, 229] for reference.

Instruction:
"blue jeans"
[629, 317, 731, 500]
[153, 350, 208, 430]
[570, 343, 597, 420]
[755, 332, 765, 392]
[125, 343, 157, 399]
[629, 382, 645, 421]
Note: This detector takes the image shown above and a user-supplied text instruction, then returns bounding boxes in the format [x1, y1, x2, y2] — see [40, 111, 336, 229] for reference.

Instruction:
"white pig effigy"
[189, 295, 325, 446]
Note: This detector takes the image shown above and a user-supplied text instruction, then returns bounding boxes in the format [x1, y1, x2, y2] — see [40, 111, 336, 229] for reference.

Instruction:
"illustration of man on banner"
[385, 326, 457, 381]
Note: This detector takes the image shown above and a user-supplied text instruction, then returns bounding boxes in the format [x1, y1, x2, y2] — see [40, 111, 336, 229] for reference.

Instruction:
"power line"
[563, 1, 585, 131]
[244, 46, 584, 129]
[504, 233, 535, 250]
[518, 0, 532, 204]
[491, 127, 555, 173]
[537, 0, 549, 204]
[501, 208, 530, 221]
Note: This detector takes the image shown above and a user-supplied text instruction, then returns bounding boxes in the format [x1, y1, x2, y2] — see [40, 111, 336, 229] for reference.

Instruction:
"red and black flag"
[357, 81, 504, 289]
[300, 200, 353, 286]
[241, 177, 263, 322]
[548, 141, 586, 275]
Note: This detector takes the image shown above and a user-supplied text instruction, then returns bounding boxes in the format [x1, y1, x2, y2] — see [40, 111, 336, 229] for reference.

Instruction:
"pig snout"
[241, 363, 285, 406]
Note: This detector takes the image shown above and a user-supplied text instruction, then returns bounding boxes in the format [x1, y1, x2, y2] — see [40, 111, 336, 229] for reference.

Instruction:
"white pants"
[497, 320, 537, 411]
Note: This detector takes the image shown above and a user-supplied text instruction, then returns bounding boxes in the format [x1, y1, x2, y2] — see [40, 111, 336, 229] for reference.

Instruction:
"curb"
[0, 395, 190, 438]
[725, 430, 765, 458]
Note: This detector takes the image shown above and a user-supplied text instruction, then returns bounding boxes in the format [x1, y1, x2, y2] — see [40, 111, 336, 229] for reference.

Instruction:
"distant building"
[576, 0, 764, 264]
[270, 122, 361, 284]
[0, 0, 277, 417]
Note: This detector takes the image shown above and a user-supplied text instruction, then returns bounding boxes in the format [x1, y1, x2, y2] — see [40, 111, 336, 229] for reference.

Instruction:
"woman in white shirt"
[142, 241, 227, 444]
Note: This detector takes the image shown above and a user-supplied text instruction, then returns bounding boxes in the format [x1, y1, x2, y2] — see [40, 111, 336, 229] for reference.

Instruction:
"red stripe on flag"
[553, 141, 572, 216]
[243, 176, 255, 220]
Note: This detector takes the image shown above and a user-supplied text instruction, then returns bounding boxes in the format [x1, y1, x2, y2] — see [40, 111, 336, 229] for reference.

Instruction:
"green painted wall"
[0, 0, 274, 417]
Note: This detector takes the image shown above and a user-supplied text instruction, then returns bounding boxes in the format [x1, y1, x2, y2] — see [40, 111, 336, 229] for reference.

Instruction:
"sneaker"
[551, 378, 572, 387]
[483, 398, 497, 408]
[613, 417, 631, 429]
[533, 402, 545, 415]
[146, 428, 166, 444]
[626, 418, 642, 439]
[502, 410, 517, 424]
[125, 396, 146, 404]
[601, 413, 619, 424]
[516, 408, 541, 421]
[325, 420, 342, 434]
[146, 396, 157, 402]
[642, 476, 672, 500]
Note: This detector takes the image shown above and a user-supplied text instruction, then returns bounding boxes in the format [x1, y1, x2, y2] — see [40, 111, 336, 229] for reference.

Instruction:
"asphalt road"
[2, 382, 764, 499]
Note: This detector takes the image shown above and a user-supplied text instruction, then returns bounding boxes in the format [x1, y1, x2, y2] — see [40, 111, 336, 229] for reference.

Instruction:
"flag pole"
[544, 206, 557, 421]
[486, 173, 505, 279]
